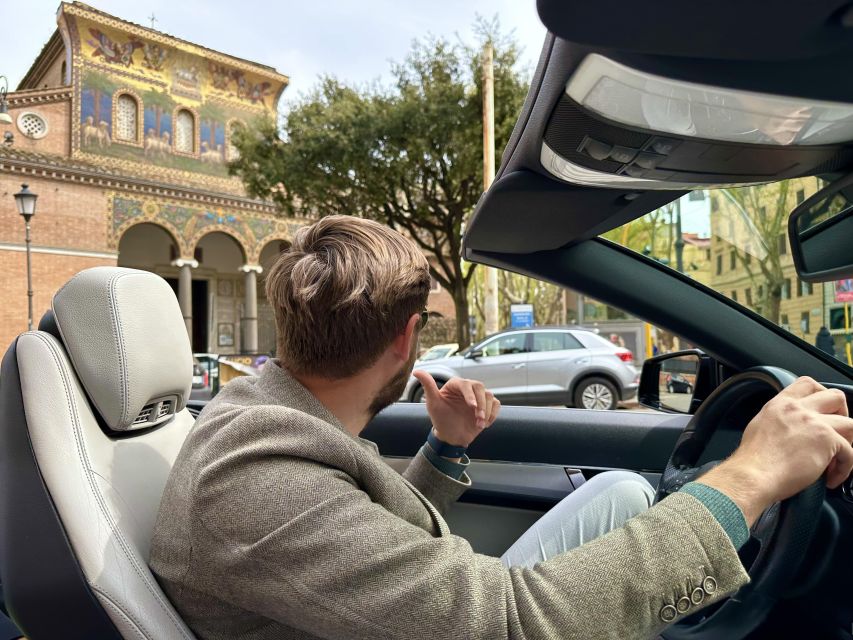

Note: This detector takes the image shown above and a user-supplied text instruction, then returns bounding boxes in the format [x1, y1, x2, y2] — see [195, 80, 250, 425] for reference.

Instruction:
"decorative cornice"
[0, 151, 281, 215]
[7, 87, 73, 106]
[63, 2, 289, 85]
[0, 243, 117, 260]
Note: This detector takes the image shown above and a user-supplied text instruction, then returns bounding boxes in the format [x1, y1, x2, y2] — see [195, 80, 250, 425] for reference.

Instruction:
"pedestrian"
[816, 326, 836, 357]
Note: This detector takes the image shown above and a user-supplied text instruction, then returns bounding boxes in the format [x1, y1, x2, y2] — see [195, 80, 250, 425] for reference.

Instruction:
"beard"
[368, 339, 418, 420]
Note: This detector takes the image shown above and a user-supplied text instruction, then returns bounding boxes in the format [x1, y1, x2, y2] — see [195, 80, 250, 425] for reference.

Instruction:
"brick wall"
[0, 250, 115, 347]
[6, 98, 72, 157]
[0, 175, 110, 251]
[427, 285, 456, 318]
[0, 173, 113, 347]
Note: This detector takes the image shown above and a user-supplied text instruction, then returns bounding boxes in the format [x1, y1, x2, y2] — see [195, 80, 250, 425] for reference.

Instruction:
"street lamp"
[0, 76, 11, 126]
[14, 184, 37, 331]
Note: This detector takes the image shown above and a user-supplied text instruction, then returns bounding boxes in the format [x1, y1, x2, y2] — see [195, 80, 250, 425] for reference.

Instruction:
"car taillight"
[616, 349, 633, 363]
[203, 371, 209, 387]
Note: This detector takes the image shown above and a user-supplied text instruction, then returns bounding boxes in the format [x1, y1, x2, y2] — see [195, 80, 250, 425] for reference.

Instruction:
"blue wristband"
[427, 429, 467, 459]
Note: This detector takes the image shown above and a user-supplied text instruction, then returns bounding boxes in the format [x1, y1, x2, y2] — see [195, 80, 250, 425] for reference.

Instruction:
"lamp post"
[14, 185, 38, 331]
[0, 76, 12, 126]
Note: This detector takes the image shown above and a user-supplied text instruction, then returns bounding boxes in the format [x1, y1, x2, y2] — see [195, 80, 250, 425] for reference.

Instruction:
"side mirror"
[465, 349, 483, 359]
[639, 350, 703, 414]
[789, 171, 853, 282]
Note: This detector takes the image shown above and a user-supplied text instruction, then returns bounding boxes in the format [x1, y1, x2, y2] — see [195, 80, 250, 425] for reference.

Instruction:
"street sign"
[510, 304, 534, 328]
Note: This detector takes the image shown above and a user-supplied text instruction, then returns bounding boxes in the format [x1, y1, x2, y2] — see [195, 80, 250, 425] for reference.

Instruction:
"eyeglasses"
[419, 310, 429, 330]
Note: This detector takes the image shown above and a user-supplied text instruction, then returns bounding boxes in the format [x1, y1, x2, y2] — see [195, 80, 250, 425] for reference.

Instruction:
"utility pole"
[675, 195, 685, 273]
[482, 42, 500, 336]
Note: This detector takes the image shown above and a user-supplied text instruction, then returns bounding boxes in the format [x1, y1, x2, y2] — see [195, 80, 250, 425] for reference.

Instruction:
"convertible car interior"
[1, 1, 852, 638]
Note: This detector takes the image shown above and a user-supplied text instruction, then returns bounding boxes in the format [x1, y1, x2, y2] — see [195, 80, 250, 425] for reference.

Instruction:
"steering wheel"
[656, 367, 825, 640]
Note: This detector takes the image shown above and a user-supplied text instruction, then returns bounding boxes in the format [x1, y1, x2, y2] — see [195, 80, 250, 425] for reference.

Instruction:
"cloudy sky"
[4, 0, 547, 104]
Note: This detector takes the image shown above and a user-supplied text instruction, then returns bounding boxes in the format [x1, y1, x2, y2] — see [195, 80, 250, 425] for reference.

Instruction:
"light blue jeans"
[501, 470, 655, 569]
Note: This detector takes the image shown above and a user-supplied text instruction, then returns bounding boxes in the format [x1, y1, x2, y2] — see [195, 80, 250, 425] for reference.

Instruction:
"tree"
[716, 182, 791, 323]
[82, 70, 117, 125]
[229, 24, 529, 348]
[141, 87, 176, 136]
[470, 269, 565, 340]
[199, 100, 227, 151]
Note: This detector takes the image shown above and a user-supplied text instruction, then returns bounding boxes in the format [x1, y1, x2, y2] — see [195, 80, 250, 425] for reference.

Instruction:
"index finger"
[779, 376, 826, 399]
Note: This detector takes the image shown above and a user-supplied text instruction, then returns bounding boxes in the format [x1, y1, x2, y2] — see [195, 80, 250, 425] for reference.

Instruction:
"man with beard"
[151, 215, 853, 640]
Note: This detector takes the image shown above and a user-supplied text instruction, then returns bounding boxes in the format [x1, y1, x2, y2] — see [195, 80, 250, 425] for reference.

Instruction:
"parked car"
[665, 373, 693, 394]
[403, 327, 637, 409]
[417, 343, 459, 362]
[191, 357, 207, 389]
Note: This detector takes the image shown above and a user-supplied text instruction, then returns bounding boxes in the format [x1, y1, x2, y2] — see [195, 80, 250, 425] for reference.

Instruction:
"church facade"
[0, 2, 455, 355]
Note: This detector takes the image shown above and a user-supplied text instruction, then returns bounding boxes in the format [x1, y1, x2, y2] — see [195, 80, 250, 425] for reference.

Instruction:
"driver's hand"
[412, 371, 500, 449]
[700, 376, 853, 526]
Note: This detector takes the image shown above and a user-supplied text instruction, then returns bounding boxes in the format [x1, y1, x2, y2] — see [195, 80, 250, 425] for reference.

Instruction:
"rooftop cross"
[148, 12, 157, 29]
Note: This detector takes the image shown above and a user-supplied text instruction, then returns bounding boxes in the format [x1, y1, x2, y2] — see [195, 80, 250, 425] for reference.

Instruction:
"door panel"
[525, 331, 588, 404]
[365, 403, 688, 469]
[461, 353, 528, 402]
[461, 333, 530, 402]
[366, 403, 689, 554]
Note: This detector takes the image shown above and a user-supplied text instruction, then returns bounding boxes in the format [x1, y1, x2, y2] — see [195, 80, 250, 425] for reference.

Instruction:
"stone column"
[171, 258, 198, 343]
[240, 264, 263, 353]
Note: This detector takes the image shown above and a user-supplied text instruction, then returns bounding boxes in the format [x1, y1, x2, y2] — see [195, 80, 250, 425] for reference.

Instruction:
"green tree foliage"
[229, 24, 529, 348]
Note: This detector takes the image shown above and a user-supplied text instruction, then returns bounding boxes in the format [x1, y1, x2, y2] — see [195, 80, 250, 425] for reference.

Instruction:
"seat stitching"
[90, 585, 150, 640]
[27, 333, 193, 639]
[108, 273, 129, 427]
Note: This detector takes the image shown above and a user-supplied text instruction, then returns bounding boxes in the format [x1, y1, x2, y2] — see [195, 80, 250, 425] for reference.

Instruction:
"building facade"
[707, 178, 836, 349]
[0, 2, 456, 354]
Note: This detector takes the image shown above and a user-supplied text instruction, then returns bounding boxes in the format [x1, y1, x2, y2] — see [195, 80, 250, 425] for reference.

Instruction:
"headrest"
[52, 267, 192, 432]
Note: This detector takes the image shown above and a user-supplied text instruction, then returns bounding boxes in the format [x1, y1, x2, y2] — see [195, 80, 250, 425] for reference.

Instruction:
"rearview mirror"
[639, 350, 702, 413]
[465, 349, 483, 359]
[789, 172, 853, 282]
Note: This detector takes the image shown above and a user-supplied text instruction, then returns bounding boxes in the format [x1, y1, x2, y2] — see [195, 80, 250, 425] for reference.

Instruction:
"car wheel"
[573, 377, 618, 410]
[412, 379, 445, 402]
[667, 383, 674, 393]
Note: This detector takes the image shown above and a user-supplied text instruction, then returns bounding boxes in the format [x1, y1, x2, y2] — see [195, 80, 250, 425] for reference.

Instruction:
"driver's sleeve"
[198, 462, 749, 640]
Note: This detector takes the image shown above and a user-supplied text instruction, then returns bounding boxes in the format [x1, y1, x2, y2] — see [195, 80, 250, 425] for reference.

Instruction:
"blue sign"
[510, 304, 534, 328]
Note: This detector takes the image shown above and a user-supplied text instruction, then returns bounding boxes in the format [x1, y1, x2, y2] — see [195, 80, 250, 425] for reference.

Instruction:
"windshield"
[604, 179, 853, 373]
[418, 347, 454, 362]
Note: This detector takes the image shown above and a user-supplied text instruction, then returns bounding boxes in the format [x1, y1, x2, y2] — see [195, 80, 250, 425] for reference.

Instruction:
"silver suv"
[402, 327, 638, 410]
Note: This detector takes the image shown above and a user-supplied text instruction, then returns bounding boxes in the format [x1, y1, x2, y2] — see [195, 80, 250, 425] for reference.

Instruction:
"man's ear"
[391, 313, 421, 361]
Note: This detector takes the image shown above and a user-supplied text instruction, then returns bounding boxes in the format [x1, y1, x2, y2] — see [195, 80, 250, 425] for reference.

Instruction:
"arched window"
[115, 94, 138, 143]
[175, 109, 195, 154]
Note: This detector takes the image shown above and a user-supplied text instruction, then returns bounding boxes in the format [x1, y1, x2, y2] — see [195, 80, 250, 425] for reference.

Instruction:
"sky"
[1, 1, 717, 235]
[3, 0, 547, 104]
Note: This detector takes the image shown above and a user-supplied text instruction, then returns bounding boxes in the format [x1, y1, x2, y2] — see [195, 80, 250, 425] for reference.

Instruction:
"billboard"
[835, 279, 853, 303]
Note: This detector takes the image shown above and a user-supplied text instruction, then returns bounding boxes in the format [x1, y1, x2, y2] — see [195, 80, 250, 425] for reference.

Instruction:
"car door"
[525, 331, 589, 405]
[461, 332, 530, 404]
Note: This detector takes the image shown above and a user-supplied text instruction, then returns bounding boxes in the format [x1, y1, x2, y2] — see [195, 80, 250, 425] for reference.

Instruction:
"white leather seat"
[0, 267, 198, 639]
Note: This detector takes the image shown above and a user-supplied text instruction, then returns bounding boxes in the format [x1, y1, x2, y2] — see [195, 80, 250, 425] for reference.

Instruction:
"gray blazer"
[150, 361, 748, 640]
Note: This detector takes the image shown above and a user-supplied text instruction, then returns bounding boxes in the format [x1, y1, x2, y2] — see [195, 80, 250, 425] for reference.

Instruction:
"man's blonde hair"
[265, 215, 430, 378]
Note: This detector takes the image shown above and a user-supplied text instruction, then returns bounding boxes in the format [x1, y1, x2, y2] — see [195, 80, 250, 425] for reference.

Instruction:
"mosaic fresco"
[111, 196, 295, 262]
[76, 16, 282, 110]
[70, 9, 287, 184]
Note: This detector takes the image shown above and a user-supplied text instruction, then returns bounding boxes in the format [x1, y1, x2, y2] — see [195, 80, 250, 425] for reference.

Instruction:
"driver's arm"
[197, 458, 748, 640]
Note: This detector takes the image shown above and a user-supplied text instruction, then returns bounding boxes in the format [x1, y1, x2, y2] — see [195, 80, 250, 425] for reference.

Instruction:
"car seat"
[0, 267, 198, 639]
